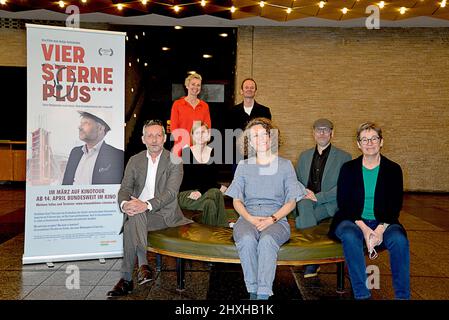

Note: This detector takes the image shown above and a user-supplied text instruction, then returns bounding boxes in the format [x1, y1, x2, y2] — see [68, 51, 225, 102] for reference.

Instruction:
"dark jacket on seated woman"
[180, 147, 220, 193]
[178, 147, 228, 227]
[328, 154, 404, 240]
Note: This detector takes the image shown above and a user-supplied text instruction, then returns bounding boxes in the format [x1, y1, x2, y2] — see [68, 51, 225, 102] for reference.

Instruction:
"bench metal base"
[336, 261, 345, 293]
[172, 257, 345, 295]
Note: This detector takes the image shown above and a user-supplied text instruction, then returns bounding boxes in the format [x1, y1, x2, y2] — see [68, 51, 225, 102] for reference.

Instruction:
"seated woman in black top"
[178, 121, 228, 227]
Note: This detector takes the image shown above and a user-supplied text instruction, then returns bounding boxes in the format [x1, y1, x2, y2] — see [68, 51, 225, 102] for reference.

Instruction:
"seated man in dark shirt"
[295, 118, 351, 278]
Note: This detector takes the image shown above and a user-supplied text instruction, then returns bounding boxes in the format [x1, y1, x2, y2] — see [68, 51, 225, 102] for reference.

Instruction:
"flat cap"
[313, 118, 334, 130]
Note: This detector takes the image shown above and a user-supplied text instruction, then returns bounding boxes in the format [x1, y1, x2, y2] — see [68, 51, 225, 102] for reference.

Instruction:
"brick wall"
[0, 28, 26, 66]
[235, 26, 449, 192]
[2, 23, 448, 191]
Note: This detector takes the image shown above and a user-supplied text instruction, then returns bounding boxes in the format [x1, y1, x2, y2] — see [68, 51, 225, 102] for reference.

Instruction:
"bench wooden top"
[147, 219, 344, 265]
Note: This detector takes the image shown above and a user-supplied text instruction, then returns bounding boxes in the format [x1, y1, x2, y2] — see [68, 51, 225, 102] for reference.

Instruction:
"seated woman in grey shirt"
[225, 117, 306, 300]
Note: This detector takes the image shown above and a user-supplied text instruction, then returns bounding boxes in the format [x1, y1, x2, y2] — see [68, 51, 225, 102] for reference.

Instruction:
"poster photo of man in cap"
[62, 110, 124, 185]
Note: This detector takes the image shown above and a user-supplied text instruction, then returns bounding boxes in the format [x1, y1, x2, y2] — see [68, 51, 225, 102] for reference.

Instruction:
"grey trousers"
[295, 199, 331, 230]
[233, 217, 290, 296]
[120, 211, 168, 277]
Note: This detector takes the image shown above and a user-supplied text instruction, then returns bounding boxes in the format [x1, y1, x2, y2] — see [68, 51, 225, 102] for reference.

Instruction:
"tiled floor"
[1, 184, 448, 301]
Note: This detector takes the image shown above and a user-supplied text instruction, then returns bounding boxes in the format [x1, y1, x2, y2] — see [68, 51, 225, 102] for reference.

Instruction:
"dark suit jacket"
[229, 101, 272, 130]
[118, 149, 192, 232]
[328, 155, 404, 240]
[62, 142, 124, 185]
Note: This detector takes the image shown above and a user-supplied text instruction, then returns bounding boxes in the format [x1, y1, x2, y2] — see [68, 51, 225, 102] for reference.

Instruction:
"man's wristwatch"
[146, 201, 152, 211]
[271, 215, 278, 223]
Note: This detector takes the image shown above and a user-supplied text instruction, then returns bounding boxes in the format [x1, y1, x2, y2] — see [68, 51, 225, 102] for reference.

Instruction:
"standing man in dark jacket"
[229, 78, 272, 131]
[228, 78, 271, 168]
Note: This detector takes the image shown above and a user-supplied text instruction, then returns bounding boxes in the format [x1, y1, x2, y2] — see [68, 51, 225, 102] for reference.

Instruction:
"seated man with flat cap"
[62, 111, 124, 185]
[295, 118, 351, 278]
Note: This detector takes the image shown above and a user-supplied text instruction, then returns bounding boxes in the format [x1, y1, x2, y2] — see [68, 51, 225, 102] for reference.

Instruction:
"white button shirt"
[73, 140, 104, 185]
[120, 150, 161, 212]
[138, 151, 162, 209]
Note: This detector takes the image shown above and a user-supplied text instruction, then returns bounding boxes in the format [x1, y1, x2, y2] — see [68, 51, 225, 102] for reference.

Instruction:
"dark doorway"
[117, 25, 237, 170]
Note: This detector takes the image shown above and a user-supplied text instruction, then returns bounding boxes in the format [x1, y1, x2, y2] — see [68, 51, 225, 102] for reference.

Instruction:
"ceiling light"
[141, 0, 148, 4]
[399, 7, 406, 14]
[378, 1, 385, 9]
[58, 1, 65, 8]
[286, 8, 292, 14]
[442, 0, 447, 8]
[143, 31, 146, 36]
[144, 62, 148, 67]
[201, 0, 206, 7]
[0, 0, 6, 5]
[219, 33, 228, 37]
[174, 25, 183, 30]
[131, 88, 134, 93]
[162, 47, 170, 51]
[319, 1, 325, 9]
[230, 6, 236, 13]
[203, 54, 213, 58]
[174, 5, 180, 12]
[342, 7, 348, 14]
[117, 3, 123, 10]
[81, 0, 87, 3]
[126, 36, 128, 41]
[135, 34, 139, 40]
[137, 58, 140, 63]
[188, 71, 196, 74]
[128, 62, 132, 67]
[260, 1, 265, 8]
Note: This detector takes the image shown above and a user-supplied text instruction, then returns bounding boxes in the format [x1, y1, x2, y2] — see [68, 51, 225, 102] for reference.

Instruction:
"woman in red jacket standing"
[170, 73, 211, 156]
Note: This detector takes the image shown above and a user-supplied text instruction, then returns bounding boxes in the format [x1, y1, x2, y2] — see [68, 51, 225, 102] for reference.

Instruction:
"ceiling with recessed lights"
[0, 0, 449, 22]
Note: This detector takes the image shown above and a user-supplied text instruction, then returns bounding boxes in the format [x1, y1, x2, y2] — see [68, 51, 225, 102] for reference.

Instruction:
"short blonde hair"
[239, 117, 281, 157]
[185, 73, 202, 87]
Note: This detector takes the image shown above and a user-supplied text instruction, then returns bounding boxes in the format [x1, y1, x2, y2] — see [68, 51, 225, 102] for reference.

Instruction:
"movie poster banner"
[23, 24, 125, 264]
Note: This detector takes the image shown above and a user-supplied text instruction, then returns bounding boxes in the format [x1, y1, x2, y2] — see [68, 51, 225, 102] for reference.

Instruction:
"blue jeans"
[233, 217, 290, 296]
[335, 219, 410, 299]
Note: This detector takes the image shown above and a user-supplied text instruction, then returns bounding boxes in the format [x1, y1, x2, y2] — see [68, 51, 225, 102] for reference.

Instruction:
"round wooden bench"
[147, 217, 345, 293]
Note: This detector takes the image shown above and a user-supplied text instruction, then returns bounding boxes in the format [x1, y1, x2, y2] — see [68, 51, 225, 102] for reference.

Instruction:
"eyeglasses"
[314, 127, 331, 134]
[359, 136, 380, 145]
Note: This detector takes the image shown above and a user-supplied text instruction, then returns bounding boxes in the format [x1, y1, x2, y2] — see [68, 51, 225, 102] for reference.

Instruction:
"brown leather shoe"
[107, 278, 134, 297]
[137, 265, 153, 285]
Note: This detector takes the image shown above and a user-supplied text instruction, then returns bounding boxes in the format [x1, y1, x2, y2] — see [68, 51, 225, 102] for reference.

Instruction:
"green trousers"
[178, 188, 228, 227]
